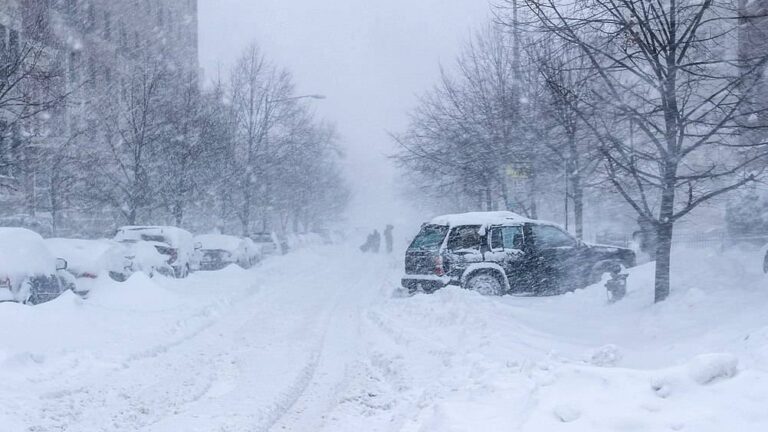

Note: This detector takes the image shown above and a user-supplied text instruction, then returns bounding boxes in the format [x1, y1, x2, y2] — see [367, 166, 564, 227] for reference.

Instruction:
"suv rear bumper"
[401, 275, 453, 293]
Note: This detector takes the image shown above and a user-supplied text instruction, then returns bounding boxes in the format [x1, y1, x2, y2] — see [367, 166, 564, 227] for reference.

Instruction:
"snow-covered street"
[3, 244, 768, 431]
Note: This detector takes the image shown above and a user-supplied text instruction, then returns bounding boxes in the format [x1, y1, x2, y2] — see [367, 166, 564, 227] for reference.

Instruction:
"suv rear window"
[141, 234, 166, 243]
[409, 224, 449, 250]
[447, 225, 483, 251]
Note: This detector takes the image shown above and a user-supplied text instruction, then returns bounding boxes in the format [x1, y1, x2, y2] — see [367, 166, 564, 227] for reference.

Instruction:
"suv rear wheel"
[465, 272, 505, 296]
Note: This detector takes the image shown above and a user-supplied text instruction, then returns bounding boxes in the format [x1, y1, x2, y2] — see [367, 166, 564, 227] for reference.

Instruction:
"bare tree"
[518, 0, 768, 301]
[229, 43, 294, 235]
[85, 62, 168, 225]
[158, 78, 224, 227]
[395, 25, 541, 214]
[532, 42, 603, 239]
[0, 10, 69, 201]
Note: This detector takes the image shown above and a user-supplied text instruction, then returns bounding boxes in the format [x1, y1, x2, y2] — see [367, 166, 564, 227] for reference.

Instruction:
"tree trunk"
[572, 174, 584, 239]
[485, 184, 493, 211]
[654, 167, 676, 302]
[528, 168, 538, 219]
[173, 201, 183, 227]
[127, 207, 137, 225]
[654, 221, 673, 302]
[500, 171, 512, 211]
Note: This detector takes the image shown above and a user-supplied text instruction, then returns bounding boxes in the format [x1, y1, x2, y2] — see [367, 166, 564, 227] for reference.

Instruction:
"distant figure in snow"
[371, 230, 381, 253]
[360, 232, 373, 253]
[384, 225, 394, 254]
[360, 230, 382, 253]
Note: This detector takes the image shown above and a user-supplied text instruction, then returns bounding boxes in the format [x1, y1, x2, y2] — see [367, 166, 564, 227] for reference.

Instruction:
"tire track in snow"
[266, 255, 397, 432]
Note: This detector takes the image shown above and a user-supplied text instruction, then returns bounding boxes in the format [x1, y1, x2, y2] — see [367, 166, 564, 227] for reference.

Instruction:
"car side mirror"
[194, 242, 203, 250]
[56, 258, 68, 271]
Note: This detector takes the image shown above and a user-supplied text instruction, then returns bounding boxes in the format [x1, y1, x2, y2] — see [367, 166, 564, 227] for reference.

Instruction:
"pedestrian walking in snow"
[384, 225, 394, 254]
[360, 232, 373, 253]
[371, 230, 381, 253]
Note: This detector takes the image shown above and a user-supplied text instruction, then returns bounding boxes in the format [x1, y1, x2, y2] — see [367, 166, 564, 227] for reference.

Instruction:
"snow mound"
[589, 344, 623, 367]
[553, 403, 581, 423]
[687, 353, 739, 385]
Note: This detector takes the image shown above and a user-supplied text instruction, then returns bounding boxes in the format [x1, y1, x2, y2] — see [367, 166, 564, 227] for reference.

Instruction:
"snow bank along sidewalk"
[320, 247, 768, 432]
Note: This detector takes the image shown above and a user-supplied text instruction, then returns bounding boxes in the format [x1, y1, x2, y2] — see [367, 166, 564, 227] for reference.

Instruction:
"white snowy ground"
[2, 244, 768, 431]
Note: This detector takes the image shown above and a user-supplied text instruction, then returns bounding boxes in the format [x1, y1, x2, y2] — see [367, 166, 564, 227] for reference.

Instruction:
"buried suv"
[402, 212, 636, 296]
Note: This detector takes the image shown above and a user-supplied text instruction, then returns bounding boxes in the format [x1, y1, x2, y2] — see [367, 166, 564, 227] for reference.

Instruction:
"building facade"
[0, 0, 199, 234]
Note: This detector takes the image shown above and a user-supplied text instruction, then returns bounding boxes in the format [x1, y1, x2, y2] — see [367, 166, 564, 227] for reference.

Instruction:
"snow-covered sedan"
[45, 238, 132, 282]
[250, 232, 284, 256]
[114, 226, 200, 278]
[0, 228, 79, 305]
[195, 234, 262, 271]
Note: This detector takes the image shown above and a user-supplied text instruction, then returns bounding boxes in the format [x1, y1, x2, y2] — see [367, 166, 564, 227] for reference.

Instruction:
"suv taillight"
[169, 248, 178, 264]
[434, 256, 445, 276]
[0, 277, 10, 288]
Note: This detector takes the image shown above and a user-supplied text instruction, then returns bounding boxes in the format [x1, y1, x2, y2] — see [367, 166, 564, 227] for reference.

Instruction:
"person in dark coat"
[360, 232, 373, 252]
[371, 230, 381, 253]
[384, 225, 394, 254]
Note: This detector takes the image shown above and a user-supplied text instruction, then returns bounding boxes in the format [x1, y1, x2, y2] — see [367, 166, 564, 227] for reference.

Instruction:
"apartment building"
[0, 0, 199, 231]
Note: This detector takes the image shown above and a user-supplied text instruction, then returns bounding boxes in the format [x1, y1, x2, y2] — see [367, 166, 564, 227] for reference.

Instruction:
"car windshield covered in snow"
[409, 225, 449, 250]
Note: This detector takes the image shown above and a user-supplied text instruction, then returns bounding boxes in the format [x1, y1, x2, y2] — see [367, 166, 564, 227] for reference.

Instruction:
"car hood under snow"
[0, 228, 58, 284]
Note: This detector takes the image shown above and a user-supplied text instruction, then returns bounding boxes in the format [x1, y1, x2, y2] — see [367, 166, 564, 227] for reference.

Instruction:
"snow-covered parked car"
[251, 232, 286, 256]
[195, 234, 262, 271]
[0, 228, 80, 304]
[402, 211, 636, 296]
[114, 226, 200, 278]
[117, 239, 175, 279]
[45, 238, 132, 282]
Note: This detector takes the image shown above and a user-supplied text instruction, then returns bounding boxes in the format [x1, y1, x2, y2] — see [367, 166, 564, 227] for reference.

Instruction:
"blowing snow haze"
[5, 1, 768, 431]
[199, 0, 489, 227]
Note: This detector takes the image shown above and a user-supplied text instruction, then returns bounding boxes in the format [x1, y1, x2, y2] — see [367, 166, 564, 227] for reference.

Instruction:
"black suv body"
[402, 212, 636, 296]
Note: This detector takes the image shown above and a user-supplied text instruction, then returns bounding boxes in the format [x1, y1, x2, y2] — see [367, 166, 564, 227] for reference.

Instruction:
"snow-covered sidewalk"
[2, 245, 768, 431]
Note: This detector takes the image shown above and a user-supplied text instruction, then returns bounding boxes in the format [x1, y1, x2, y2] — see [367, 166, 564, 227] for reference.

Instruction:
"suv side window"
[447, 225, 482, 251]
[532, 225, 576, 248]
[501, 226, 524, 250]
[489, 227, 503, 251]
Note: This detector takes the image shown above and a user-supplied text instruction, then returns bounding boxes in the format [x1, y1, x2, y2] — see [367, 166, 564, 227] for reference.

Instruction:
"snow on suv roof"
[429, 211, 533, 227]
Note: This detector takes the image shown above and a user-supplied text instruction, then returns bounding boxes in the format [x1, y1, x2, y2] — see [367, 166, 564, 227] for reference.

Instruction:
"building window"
[0, 25, 6, 58]
[88, 58, 97, 87]
[8, 30, 19, 60]
[119, 25, 127, 48]
[68, 51, 78, 81]
[104, 11, 111, 40]
[85, 3, 96, 33]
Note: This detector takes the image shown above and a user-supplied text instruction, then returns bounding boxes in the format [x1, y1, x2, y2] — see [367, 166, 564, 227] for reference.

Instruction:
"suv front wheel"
[465, 272, 505, 296]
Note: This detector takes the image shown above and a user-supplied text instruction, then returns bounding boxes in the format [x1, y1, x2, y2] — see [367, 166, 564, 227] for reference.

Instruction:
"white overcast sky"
[199, 0, 490, 228]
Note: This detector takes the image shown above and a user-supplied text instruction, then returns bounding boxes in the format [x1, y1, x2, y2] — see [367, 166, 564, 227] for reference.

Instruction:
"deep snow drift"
[1, 244, 768, 431]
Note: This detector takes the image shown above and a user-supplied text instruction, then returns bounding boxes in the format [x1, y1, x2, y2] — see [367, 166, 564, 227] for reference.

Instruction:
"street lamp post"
[260, 93, 326, 233]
